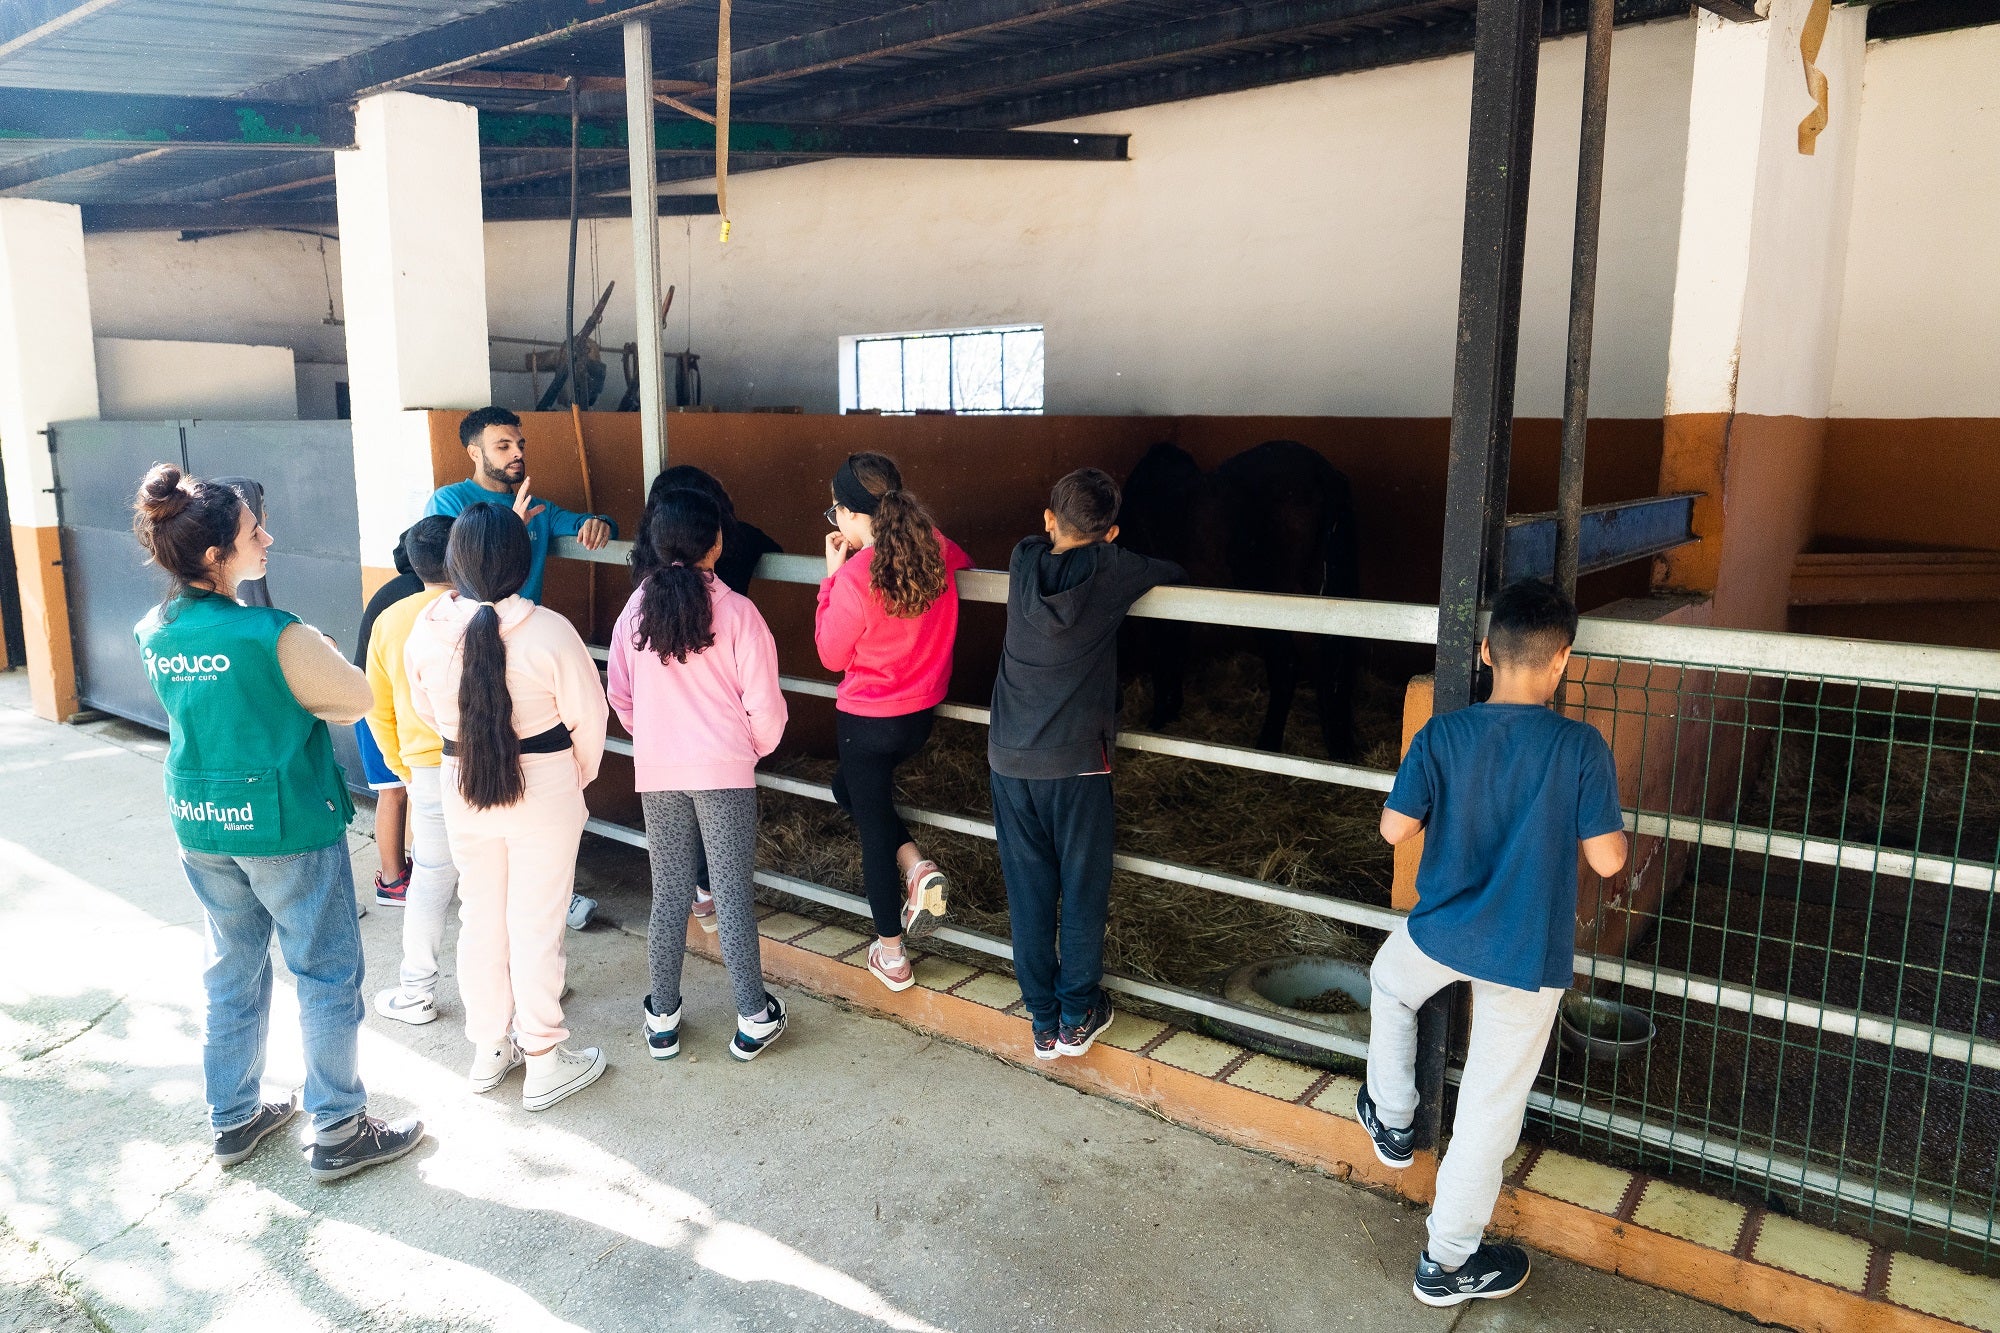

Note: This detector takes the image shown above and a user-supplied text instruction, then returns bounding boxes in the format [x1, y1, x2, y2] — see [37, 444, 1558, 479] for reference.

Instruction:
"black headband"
[832, 458, 881, 516]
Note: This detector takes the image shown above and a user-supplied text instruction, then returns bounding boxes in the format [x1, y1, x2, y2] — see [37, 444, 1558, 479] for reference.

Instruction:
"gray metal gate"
[52, 419, 366, 780]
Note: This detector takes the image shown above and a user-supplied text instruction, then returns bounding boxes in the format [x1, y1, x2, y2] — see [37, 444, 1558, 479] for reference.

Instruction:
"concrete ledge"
[697, 913, 1999, 1333]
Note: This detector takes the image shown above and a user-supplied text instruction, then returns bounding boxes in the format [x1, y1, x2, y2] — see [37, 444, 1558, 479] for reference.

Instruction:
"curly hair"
[844, 452, 948, 619]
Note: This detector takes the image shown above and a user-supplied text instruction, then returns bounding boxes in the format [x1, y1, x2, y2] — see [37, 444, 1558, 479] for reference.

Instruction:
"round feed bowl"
[1556, 993, 1657, 1062]
[1220, 954, 1373, 1043]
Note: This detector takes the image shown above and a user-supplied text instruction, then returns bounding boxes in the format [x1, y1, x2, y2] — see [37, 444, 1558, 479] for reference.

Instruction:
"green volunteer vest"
[134, 592, 355, 856]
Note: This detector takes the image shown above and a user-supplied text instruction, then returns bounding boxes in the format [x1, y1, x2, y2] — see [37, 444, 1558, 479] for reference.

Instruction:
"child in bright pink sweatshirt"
[608, 489, 790, 1063]
[815, 451, 972, 993]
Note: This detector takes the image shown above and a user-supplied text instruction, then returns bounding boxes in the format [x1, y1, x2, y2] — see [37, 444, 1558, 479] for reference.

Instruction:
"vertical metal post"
[625, 18, 667, 483]
[1554, 0, 1614, 602]
[1422, 0, 1544, 1153]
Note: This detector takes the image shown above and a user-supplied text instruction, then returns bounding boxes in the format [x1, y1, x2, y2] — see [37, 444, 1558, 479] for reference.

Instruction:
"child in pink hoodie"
[608, 489, 790, 1061]
[404, 503, 609, 1113]
[814, 452, 972, 993]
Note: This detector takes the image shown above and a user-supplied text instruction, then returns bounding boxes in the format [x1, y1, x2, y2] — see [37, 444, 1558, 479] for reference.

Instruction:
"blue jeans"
[990, 772, 1116, 1030]
[179, 840, 368, 1133]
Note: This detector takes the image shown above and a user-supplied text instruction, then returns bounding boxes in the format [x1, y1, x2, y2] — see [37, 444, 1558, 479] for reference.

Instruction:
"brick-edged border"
[711, 922, 1990, 1333]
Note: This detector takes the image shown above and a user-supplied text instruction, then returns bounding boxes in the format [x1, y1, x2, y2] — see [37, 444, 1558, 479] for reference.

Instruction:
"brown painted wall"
[1814, 419, 2000, 554]
[10, 524, 76, 722]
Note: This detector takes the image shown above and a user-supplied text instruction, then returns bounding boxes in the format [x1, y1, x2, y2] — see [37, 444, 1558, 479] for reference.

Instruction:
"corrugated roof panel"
[3, 146, 315, 203]
[0, 0, 522, 96]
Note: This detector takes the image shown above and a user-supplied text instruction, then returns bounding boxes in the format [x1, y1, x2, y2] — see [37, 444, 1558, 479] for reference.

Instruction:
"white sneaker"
[469, 1038, 524, 1093]
[523, 1044, 607, 1111]
[374, 986, 437, 1026]
[567, 894, 597, 931]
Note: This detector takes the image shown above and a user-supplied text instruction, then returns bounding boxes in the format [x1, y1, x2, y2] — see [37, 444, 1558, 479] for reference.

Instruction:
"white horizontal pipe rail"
[591, 809, 1981, 1241]
[1628, 810, 1998, 894]
[555, 537, 2000, 690]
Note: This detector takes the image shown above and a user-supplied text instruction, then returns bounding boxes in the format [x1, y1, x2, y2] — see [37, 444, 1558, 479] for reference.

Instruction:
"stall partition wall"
[52, 419, 366, 779]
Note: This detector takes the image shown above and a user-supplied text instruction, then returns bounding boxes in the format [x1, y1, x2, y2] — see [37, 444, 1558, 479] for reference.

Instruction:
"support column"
[335, 91, 491, 595]
[1656, 0, 1865, 629]
[625, 19, 668, 484]
[0, 200, 99, 721]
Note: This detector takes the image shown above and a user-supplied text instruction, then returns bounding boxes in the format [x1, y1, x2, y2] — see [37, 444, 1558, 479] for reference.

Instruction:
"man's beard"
[483, 460, 525, 488]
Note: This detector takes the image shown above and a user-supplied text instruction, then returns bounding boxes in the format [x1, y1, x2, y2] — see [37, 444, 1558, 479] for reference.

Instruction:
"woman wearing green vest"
[132, 464, 425, 1182]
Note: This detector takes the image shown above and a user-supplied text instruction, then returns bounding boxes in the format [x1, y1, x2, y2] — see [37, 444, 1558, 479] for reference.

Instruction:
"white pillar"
[334, 91, 491, 580]
[1657, 0, 1865, 628]
[0, 199, 99, 719]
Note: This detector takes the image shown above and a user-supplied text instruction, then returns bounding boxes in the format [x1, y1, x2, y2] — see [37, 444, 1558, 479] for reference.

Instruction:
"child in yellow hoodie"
[366, 516, 457, 1025]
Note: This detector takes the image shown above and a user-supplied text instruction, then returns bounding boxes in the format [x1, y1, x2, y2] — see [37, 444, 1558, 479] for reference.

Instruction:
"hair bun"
[136, 463, 191, 520]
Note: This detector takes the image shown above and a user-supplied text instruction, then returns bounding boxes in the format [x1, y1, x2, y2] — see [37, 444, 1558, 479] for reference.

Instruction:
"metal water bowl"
[1217, 954, 1373, 1050]
[1557, 993, 1657, 1062]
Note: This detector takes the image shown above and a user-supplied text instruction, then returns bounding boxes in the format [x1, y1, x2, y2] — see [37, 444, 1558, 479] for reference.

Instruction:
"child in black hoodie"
[989, 468, 1183, 1060]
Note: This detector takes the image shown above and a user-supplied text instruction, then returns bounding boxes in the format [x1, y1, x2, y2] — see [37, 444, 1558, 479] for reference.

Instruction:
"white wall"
[81, 19, 1697, 424]
[1828, 23, 2000, 419]
[501, 16, 1697, 418]
[94, 337, 297, 419]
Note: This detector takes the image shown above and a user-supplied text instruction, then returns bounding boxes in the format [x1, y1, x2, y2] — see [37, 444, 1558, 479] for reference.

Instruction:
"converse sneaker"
[1055, 997, 1114, 1057]
[468, 1038, 524, 1093]
[308, 1113, 425, 1183]
[566, 894, 598, 931]
[866, 939, 915, 992]
[374, 861, 411, 907]
[374, 986, 437, 1026]
[1032, 1027, 1059, 1061]
[1412, 1243, 1531, 1307]
[523, 1044, 607, 1111]
[730, 994, 787, 1062]
[900, 859, 948, 939]
[691, 887, 719, 935]
[643, 995, 681, 1060]
[213, 1093, 298, 1166]
[1355, 1083, 1415, 1169]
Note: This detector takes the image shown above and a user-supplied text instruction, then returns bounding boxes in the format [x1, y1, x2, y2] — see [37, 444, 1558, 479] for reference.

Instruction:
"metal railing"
[561, 536, 2000, 1258]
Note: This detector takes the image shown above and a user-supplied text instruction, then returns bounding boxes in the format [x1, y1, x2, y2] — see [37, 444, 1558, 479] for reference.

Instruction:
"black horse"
[1119, 441, 1360, 760]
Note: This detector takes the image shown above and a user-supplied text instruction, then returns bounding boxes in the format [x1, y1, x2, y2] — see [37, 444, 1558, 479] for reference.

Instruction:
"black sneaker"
[1054, 997, 1113, 1057]
[644, 994, 681, 1060]
[308, 1114, 426, 1183]
[1355, 1083, 1415, 1168]
[1412, 1243, 1531, 1307]
[213, 1093, 299, 1167]
[730, 993, 787, 1062]
[1032, 1027, 1059, 1061]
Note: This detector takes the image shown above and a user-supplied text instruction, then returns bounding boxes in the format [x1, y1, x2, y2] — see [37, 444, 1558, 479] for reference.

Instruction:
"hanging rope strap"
[712, 0, 728, 241]
[1797, 0, 1832, 155]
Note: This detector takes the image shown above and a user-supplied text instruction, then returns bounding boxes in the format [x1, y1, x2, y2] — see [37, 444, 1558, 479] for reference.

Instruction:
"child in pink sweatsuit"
[404, 504, 609, 1111]
[609, 489, 791, 1062]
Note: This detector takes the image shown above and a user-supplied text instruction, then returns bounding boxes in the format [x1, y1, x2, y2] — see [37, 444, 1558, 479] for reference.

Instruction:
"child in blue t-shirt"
[1355, 580, 1628, 1309]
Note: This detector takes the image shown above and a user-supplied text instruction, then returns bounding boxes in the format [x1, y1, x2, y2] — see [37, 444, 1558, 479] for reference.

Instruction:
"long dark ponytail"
[635, 489, 722, 663]
[446, 504, 532, 809]
[844, 452, 947, 619]
[633, 464, 737, 587]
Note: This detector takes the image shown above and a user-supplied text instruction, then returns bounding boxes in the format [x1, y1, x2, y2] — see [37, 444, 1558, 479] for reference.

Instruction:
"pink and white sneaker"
[691, 887, 719, 935]
[900, 859, 948, 939]
[867, 940, 916, 993]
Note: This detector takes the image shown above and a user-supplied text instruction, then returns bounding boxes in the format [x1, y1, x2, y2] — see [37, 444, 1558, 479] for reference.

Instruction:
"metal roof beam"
[80, 192, 721, 234]
[132, 155, 337, 206]
[479, 113, 1128, 159]
[250, 0, 698, 103]
[0, 89, 349, 150]
[686, 0, 1126, 90]
[0, 0, 126, 61]
[939, 0, 1686, 128]
[0, 146, 130, 194]
[756, 0, 1458, 123]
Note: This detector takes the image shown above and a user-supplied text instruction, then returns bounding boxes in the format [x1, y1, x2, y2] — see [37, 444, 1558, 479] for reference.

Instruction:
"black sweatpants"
[989, 772, 1116, 1030]
[832, 707, 934, 938]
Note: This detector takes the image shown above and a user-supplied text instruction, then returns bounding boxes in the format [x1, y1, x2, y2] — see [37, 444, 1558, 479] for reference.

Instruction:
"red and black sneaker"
[374, 861, 411, 907]
[1055, 997, 1114, 1057]
[1032, 1027, 1059, 1061]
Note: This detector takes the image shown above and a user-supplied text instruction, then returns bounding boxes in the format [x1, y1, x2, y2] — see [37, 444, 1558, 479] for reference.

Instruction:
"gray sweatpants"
[1365, 922, 1563, 1267]
[641, 788, 765, 1019]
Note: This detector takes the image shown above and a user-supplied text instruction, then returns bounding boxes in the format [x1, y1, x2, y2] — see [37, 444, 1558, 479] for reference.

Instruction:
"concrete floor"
[0, 671, 1759, 1332]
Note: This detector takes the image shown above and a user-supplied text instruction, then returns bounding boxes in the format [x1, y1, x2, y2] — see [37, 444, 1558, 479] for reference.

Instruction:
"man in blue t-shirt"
[1354, 579, 1628, 1309]
[425, 406, 617, 929]
[424, 406, 616, 606]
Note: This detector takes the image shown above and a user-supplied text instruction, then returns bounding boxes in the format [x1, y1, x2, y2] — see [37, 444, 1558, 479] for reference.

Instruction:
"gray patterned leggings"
[641, 787, 766, 1018]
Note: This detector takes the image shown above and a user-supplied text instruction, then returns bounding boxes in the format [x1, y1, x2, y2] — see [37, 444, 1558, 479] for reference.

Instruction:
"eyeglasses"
[823, 505, 843, 527]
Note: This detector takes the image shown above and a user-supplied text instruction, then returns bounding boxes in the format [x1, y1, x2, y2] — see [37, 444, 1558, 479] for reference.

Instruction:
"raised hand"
[512, 476, 547, 524]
